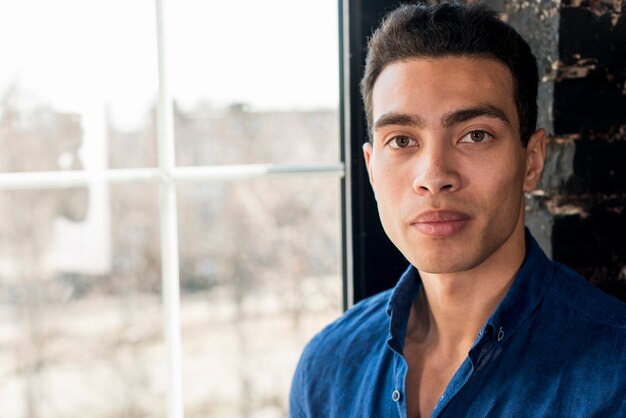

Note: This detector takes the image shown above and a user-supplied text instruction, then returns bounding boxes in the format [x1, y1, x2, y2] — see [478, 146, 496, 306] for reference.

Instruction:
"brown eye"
[459, 130, 494, 144]
[394, 136, 411, 148]
[470, 131, 486, 142]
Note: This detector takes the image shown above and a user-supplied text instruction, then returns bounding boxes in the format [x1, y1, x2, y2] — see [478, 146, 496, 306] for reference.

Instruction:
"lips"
[410, 210, 471, 237]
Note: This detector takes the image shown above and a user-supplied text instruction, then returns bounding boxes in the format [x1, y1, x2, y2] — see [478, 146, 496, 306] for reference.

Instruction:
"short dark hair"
[361, 2, 539, 146]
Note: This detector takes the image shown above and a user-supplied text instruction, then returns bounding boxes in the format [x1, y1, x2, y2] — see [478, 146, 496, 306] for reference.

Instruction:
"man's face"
[363, 56, 545, 274]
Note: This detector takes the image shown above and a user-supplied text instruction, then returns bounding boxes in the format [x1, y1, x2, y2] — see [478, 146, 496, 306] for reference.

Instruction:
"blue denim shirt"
[290, 231, 626, 417]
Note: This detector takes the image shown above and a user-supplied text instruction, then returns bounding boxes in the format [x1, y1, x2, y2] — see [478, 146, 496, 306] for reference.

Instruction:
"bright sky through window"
[0, 0, 338, 129]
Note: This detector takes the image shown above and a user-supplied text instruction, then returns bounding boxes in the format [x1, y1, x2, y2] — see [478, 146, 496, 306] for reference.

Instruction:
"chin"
[407, 249, 486, 275]
[412, 260, 475, 275]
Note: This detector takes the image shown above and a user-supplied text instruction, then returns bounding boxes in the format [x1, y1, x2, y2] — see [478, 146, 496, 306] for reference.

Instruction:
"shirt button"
[497, 327, 505, 341]
[392, 390, 402, 402]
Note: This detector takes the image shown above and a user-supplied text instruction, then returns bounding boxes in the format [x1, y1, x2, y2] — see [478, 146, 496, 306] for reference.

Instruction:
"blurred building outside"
[0, 86, 341, 417]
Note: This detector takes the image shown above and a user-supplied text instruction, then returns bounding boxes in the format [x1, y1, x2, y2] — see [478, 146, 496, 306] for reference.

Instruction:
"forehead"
[371, 56, 518, 126]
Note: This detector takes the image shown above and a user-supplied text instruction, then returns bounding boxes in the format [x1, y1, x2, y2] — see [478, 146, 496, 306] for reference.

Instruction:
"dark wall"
[494, 0, 626, 301]
[553, 1, 626, 300]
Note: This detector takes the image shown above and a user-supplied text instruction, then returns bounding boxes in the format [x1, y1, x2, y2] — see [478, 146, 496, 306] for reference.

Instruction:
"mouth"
[410, 210, 471, 238]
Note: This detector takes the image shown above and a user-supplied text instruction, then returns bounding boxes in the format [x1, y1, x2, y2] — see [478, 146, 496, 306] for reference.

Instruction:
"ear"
[362, 141, 375, 187]
[523, 129, 546, 192]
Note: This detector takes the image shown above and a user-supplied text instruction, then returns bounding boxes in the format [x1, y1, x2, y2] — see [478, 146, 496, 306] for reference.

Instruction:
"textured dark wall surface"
[488, 0, 626, 301]
[554, 0, 626, 300]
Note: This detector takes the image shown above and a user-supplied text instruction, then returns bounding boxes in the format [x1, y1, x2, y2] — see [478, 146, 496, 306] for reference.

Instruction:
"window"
[341, 0, 411, 304]
[0, 1, 342, 417]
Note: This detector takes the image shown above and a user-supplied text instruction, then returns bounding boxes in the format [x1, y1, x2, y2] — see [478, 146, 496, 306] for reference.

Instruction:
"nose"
[412, 144, 461, 195]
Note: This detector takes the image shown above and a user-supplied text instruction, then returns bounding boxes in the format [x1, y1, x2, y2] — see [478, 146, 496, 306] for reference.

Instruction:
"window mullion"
[156, 0, 183, 417]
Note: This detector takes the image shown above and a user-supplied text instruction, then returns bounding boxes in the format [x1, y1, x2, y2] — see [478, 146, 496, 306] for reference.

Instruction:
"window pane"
[174, 107, 339, 166]
[177, 178, 342, 416]
[0, 0, 159, 173]
[170, 0, 340, 165]
[0, 184, 167, 417]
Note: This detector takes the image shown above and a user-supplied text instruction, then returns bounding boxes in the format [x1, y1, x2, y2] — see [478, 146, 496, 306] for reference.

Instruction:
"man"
[290, 2, 626, 417]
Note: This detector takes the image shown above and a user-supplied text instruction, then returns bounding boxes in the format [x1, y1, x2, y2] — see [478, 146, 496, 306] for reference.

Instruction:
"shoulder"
[521, 262, 626, 413]
[289, 289, 392, 417]
[298, 288, 392, 369]
[547, 260, 626, 330]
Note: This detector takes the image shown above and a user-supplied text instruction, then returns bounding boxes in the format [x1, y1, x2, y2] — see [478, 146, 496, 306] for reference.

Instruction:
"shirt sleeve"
[289, 347, 310, 418]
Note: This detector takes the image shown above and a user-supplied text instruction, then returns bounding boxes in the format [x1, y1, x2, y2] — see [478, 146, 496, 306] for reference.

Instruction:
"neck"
[407, 224, 526, 357]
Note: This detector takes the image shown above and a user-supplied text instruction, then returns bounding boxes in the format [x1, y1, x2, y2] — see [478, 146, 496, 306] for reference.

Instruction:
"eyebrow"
[373, 104, 511, 132]
[373, 112, 425, 131]
[441, 104, 511, 128]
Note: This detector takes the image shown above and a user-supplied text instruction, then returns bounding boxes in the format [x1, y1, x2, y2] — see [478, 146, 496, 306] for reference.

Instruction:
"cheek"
[488, 163, 526, 211]
[470, 154, 525, 208]
[371, 164, 411, 224]
[373, 162, 414, 202]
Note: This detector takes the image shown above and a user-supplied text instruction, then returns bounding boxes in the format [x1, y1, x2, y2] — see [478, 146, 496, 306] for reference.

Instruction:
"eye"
[460, 130, 494, 144]
[387, 135, 417, 149]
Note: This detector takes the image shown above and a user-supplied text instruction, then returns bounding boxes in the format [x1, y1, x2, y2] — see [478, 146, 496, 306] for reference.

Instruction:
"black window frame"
[339, 0, 412, 309]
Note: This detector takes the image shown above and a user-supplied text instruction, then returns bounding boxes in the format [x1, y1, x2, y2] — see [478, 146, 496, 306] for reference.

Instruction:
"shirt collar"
[484, 229, 555, 343]
[385, 228, 555, 353]
[386, 264, 421, 354]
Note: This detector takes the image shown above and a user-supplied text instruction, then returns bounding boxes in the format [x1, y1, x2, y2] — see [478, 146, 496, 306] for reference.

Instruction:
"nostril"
[413, 174, 460, 194]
